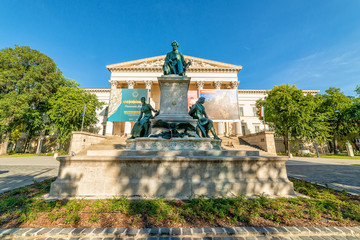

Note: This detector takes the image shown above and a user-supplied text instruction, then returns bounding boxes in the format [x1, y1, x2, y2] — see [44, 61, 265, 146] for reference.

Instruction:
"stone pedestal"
[155, 75, 195, 122]
[48, 152, 295, 200]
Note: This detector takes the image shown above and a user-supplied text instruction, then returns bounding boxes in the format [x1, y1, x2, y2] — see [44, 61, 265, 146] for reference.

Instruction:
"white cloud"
[267, 43, 360, 96]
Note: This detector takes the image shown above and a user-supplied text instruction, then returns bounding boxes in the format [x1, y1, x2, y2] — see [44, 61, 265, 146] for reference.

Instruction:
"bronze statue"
[150, 119, 196, 139]
[189, 97, 220, 139]
[130, 97, 158, 138]
[163, 41, 191, 76]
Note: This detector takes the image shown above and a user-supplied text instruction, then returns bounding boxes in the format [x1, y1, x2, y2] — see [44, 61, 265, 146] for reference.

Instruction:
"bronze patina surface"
[163, 41, 191, 76]
[130, 97, 158, 138]
[189, 97, 220, 139]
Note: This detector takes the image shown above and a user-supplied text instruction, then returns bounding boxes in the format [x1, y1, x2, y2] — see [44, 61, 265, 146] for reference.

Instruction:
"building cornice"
[238, 89, 320, 94]
[84, 88, 111, 93]
[107, 55, 242, 73]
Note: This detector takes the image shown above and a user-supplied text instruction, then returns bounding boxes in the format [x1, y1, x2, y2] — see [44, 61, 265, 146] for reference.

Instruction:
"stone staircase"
[76, 136, 127, 155]
[77, 135, 272, 156]
[220, 136, 272, 156]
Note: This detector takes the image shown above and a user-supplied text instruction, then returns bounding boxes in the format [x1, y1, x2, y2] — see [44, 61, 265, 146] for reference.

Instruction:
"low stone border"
[0, 226, 360, 239]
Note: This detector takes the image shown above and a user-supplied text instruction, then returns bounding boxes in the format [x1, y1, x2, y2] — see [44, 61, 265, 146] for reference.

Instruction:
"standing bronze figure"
[189, 97, 220, 139]
[163, 41, 191, 76]
[130, 97, 158, 138]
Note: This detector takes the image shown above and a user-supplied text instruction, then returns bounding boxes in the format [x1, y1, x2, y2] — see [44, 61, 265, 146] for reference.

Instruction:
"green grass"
[0, 177, 359, 227]
[0, 152, 55, 158]
[319, 154, 360, 159]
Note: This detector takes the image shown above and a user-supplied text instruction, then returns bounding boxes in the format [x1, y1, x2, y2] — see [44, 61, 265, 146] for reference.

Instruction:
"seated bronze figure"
[130, 97, 158, 138]
[163, 41, 191, 76]
[189, 97, 220, 139]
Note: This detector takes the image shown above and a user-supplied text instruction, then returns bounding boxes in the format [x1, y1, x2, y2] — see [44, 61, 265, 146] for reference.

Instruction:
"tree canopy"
[0, 45, 103, 154]
[257, 84, 359, 155]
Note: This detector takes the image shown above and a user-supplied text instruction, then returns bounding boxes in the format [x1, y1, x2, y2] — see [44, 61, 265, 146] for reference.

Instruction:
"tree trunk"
[0, 132, 10, 155]
[314, 142, 320, 158]
[328, 141, 334, 154]
[36, 135, 42, 156]
[283, 132, 289, 155]
[334, 134, 339, 155]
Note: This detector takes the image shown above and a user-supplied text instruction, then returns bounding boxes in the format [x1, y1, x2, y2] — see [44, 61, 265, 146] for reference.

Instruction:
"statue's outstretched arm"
[149, 104, 158, 113]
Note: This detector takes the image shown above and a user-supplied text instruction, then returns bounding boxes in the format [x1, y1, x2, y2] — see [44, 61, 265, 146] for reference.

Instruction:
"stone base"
[48, 151, 295, 200]
[126, 137, 221, 150]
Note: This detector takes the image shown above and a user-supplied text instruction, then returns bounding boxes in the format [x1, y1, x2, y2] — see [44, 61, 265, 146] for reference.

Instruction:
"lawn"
[0, 153, 55, 158]
[0, 178, 359, 228]
[319, 154, 360, 159]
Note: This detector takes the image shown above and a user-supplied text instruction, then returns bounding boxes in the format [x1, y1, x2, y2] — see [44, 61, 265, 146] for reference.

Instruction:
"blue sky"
[1, 0, 359, 96]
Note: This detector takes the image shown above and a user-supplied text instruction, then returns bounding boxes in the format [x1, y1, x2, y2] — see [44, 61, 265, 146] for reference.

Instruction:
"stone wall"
[69, 131, 107, 154]
[239, 131, 277, 155]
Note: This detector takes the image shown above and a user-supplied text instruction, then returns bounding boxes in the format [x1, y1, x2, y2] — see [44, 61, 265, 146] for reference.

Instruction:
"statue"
[163, 41, 191, 76]
[189, 97, 220, 139]
[150, 120, 196, 139]
[130, 97, 158, 138]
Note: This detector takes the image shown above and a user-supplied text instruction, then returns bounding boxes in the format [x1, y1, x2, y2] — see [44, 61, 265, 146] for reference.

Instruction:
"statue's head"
[171, 41, 179, 51]
[198, 97, 205, 104]
[141, 97, 146, 104]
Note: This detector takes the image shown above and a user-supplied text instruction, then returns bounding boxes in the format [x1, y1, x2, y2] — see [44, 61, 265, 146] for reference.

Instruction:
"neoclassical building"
[86, 55, 319, 137]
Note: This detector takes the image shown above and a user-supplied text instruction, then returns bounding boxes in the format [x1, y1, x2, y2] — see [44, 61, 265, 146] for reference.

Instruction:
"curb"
[0, 226, 360, 239]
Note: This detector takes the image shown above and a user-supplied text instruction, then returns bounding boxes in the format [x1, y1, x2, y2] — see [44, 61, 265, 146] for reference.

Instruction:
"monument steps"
[221, 136, 272, 156]
[86, 149, 260, 157]
[58, 154, 282, 162]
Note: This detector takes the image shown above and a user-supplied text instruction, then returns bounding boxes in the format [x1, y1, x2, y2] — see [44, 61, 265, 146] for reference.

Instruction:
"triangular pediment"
[106, 55, 242, 71]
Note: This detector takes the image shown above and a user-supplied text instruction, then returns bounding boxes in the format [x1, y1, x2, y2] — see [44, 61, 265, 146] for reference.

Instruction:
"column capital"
[126, 80, 135, 89]
[230, 81, 239, 89]
[144, 80, 153, 90]
[213, 80, 222, 90]
[196, 80, 205, 90]
[109, 80, 118, 89]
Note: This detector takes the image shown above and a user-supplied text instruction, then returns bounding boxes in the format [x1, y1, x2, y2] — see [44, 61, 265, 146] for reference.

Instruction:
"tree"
[319, 87, 353, 154]
[47, 81, 104, 146]
[0, 46, 66, 154]
[0, 45, 103, 154]
[256, 84, 307, 155]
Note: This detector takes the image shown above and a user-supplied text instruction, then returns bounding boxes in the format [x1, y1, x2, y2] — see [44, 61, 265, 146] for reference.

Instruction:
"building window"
[239, 107, 244, 116]
[255, 126, 260, 133]
[241, 126, 246, 136]
[252, 107, 258, 116]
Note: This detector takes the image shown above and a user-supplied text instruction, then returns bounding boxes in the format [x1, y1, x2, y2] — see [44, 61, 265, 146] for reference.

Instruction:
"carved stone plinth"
[48, 152, 295, 200]
[155, 75, 195, 122]
[126, 138, 221, 151]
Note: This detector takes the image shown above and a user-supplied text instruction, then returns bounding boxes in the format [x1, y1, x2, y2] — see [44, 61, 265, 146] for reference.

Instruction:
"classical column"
[213, 80, 222, 90]
[105, 80, 120, 136]
[235, 121, 242, 136]
[105, 121, 114, 136]
[230, 81, 239, 89]
[124, 122, 132, 136]
[144, 80, 153, 90]
[124, 80, 135, 135]
[217, 122, 225, 137]
[126, 80, 135, 89]
[196, 80, 205, 90]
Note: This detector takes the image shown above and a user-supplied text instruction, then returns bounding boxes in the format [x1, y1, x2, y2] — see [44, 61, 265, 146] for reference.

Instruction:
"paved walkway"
[286, 157, 360, 195]
[0, 156, 59, 193]
[0, 226, 360, 240]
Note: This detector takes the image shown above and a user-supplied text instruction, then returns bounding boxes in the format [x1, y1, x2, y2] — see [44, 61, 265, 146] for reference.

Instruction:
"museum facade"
[86, 55, 319, 137]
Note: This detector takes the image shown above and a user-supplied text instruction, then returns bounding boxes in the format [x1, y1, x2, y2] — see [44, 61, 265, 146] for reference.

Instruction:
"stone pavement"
[286, 157, 360, 195]
[0, 226, 360, 240]
[0, 156, 59, 193]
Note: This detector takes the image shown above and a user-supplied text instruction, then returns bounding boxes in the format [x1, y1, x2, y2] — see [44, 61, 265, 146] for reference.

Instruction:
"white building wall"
[85, 88, 110, 135]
